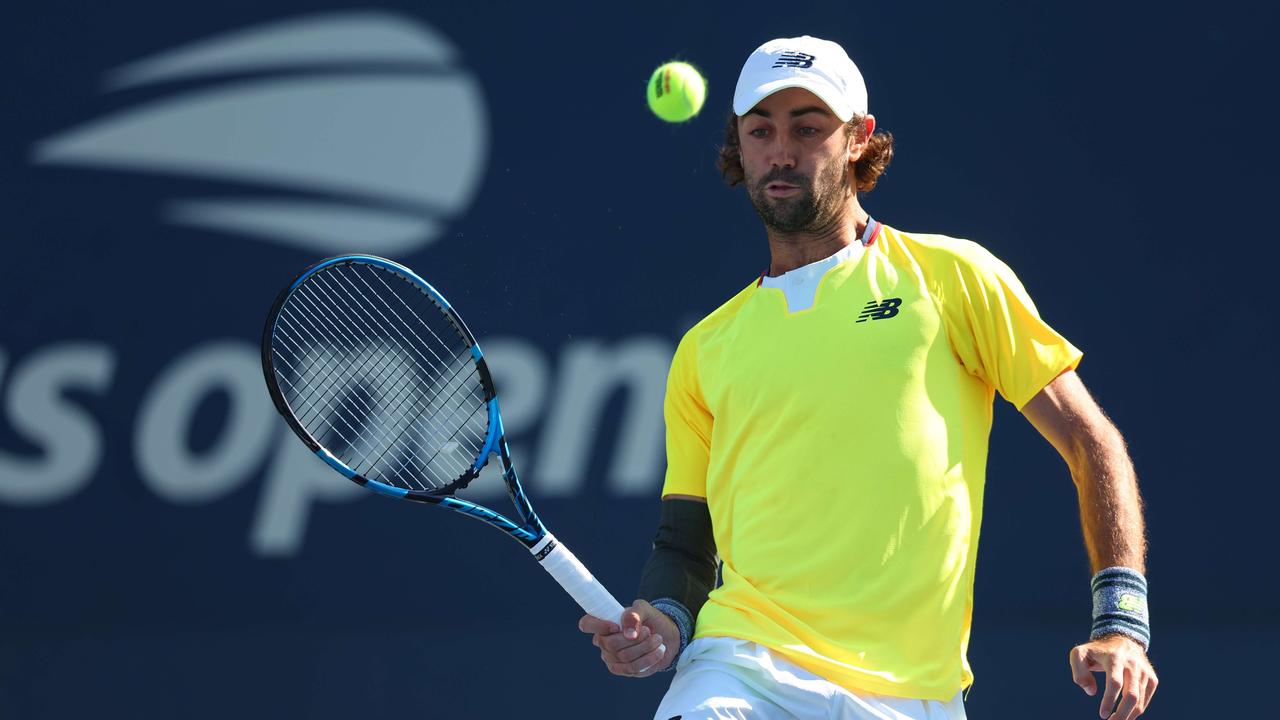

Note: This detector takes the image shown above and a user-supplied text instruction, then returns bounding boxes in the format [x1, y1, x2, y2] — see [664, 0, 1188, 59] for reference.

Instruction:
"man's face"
[737, 87, 854, 233]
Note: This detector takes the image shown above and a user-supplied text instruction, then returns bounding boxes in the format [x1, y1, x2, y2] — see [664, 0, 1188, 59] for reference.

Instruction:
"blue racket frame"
[261, 254, 549, 549]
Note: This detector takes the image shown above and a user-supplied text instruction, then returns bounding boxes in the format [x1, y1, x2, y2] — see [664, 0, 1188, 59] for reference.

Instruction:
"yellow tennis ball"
[647, 61, 706, 122]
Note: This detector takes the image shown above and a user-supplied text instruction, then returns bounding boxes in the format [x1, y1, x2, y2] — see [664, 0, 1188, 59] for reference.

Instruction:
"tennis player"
[579, 36, 1156, 720]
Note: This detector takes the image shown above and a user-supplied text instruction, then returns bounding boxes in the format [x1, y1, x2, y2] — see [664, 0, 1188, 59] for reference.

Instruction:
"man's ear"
[849, 114, 876, 162]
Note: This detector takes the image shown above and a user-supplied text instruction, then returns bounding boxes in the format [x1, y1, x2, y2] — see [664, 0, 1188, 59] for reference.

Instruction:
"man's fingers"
[621, 609, 644, 640]
[1069, 647, 1098, 696]
[598, 625, 650, 653]
[634, 642, 668, 674]
[1069, 639, 1158, 719]
[590, 601, 674, 679]
[608, 640, 667, 676]
[578, 614, 619, 635]
[1144, 672, 1159, 707]
[1112, 673, 1142, 720]
[614, 634, 664, 664]
[603, 654, 630, 676]
[1122, 664, 1158, 720]
[1099, 664, 1125, 719]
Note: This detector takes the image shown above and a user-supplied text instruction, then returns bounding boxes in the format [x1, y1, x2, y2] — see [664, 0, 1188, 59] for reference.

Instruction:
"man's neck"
[765, 200, 869, 277]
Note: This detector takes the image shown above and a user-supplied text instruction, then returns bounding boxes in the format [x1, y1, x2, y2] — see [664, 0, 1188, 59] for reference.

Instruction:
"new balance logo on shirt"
[857, 298, 901, 322]
[772, 52, 816, 69]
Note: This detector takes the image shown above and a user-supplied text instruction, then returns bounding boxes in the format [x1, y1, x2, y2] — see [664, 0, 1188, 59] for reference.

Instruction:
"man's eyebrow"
[790, 105, 832, 118]
[744, 105, 832, 120]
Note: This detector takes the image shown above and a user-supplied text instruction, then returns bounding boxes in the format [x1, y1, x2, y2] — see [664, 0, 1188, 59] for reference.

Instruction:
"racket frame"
[261, 254, 549, 549]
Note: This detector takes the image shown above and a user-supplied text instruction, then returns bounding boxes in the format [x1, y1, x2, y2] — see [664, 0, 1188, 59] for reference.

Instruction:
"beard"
[745, 156, 849, 233]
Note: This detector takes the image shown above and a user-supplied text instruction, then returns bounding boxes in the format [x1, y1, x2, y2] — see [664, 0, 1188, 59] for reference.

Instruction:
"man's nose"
[766, 134, 796, 169]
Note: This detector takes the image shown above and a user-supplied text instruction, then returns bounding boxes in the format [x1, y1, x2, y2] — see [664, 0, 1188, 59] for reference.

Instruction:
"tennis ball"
[647, 62, 706, 123]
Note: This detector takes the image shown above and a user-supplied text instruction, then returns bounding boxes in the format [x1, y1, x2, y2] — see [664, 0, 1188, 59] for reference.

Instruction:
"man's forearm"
[1069, 424, 1147, 573]
[637, 499, 718, 614]
[1023, 372, 1158, 714]
[1064, 414, 1154, 651]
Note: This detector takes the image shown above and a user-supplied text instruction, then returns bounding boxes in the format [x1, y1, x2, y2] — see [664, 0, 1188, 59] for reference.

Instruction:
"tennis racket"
[261, 254, 641, 637]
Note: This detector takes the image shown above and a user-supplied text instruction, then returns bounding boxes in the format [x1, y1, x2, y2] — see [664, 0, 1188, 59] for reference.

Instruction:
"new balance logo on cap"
[772, 52, 815, 69]
[857, 298, 901, 322]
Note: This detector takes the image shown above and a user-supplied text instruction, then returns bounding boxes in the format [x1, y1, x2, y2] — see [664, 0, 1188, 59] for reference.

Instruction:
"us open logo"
[30, 11, 489, 255]
[7, 13, 672, 558]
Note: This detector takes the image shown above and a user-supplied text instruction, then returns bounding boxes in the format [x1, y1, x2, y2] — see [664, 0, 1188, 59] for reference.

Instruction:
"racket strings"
[286, 277, 475, 453]
[277, 291, 437, 448]
[282, 281, 481, 490]
[315, 269, 489, 462]
[272, 318, 464, 492]
[307, 270, 489, 479]
[271, 262, 490, 492]
[276, 284, 482, 491]
[272, 316, 441, 488]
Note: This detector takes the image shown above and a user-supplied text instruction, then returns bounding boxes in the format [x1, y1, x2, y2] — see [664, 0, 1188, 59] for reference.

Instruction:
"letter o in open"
[136, 341, 276, 502]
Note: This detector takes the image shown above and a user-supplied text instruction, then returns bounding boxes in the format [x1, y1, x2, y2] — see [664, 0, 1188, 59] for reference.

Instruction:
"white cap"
[732, 36, 868, 122]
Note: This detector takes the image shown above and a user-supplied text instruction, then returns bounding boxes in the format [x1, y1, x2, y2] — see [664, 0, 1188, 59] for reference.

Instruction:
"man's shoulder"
[881, 225, 1017, 288]
[677, 278, 758, 348]
[882, 225, 1002, 269]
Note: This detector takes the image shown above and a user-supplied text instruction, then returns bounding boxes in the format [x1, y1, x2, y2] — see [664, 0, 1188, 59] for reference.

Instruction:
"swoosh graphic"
[166, 199, 440, 253]
[106, 12, 457, 90]
[32, 74, 488, 212]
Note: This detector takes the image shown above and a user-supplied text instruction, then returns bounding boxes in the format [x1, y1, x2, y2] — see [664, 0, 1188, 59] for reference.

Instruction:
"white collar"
[759, 242, 862, 289]
[756, 219, 880, 313]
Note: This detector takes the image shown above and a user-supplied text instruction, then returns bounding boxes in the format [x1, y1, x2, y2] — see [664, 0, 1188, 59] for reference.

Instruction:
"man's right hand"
[578, 599, 678, 677]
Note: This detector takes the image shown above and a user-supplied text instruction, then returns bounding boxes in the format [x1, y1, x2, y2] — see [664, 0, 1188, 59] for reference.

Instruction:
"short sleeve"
[661, 330, 712, 499]
[935, 244, 1083, 409]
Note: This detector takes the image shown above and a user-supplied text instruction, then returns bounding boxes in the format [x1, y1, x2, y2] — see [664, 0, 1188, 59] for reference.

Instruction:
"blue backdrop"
[1, 1, 1274, 717]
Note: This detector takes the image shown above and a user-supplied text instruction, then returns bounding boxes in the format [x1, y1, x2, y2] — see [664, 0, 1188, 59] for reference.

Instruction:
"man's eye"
[799, 127, 818, 136]
[750, 128, 769, 138]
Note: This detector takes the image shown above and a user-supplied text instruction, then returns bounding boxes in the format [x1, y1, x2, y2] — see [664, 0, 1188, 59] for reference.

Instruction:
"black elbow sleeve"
[637, 499, 717, 617]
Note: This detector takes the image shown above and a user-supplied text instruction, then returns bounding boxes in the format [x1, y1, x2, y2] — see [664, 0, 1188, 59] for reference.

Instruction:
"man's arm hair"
[636, 497, 718, 615]
[1026, 371, 1158, 718]
[1021, 370, 1146, 572]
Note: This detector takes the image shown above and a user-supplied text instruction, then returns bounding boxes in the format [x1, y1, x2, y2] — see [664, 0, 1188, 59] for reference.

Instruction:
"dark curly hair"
[716, 111, 895, 192]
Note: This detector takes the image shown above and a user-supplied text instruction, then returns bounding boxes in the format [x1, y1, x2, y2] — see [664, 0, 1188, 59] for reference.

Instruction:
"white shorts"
[653, 637, 967, 720]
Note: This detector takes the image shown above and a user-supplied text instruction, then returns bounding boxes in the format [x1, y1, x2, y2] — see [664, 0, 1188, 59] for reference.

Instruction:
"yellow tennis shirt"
[662, 223, 1082, 701]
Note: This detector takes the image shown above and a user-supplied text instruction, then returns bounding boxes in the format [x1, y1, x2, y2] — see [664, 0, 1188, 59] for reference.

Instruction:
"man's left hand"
[1068, 635, 1158, 720]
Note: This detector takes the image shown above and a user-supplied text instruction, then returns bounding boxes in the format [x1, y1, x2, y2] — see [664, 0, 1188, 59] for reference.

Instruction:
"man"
[579, 36, 1157, 720]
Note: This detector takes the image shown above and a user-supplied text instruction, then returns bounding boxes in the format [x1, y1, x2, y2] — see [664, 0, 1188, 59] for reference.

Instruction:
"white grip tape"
[533, 534, 666, 667]
[534, 534, 624, 622]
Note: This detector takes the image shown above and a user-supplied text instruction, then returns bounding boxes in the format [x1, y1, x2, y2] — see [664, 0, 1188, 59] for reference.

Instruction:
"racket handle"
[533, 534, 667, 669]
[533, 534, 625, 622]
